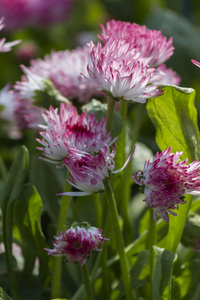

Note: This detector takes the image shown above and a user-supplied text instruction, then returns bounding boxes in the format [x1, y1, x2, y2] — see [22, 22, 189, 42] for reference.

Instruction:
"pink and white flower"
[152, 64, 181, 86]
[85, 39, 162, 103]
[60, 144, 135, 197]
[0, 85, 21, 138]
[36, 103, 114, 165]
[0, 17, 20, 52]
[98, 19, 174, 67]
[15, 46, 103, 102]
[45, 222, 108, 266]
[132, 148, 200, 222]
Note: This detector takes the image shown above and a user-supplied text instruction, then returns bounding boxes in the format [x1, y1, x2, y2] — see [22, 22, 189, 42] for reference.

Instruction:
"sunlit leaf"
[147, 85, 199, 252]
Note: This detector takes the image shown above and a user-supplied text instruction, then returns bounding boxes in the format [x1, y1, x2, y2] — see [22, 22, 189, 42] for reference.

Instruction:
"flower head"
[45, 222, 108, 266]
[152, 64, 181, 86]
[15, 46, 103, 102]
[85, 39, 162, 103]
[59, 144, 135, 197]
[98, 19, 174, 67]
[36, 102, 114, 165]
[132, 148, 200, 222]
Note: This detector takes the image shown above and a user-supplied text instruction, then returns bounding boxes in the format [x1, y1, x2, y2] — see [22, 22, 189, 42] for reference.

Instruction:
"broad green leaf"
[14, 183, 48, 260]
[0, 146, 29, 300]
[0, 288, 13, 300]
[190, 198, 200, 212]
[147, 86, 199, 252]
[29, 154, 64, 223]
[147, 86, 199, 161]
[14, 183, 49, 281]
[152, 246, 177, 300]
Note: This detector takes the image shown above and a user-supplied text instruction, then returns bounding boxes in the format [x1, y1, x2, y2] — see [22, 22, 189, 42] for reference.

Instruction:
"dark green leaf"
[14, 183, 48, 260]
[0, 146, 29, 300]
[0, 287, 13, 300]
[152, 246, 177, 300]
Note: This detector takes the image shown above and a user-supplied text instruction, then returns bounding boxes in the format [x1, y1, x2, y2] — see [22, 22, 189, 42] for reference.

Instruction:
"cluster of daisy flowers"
[85, 19, 181, 103]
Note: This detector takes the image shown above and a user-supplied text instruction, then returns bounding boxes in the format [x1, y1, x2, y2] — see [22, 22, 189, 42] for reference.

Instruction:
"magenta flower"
[132, 148, 200, 222]
[98, 19, 174, 67]
[15, 46, 103, 102]
[36, 103, 114, 165]
[85, 39, 162, 103]
[45, 222, 108, 266]
[60, 144, 135, 197]
[0, 18, 20, 52]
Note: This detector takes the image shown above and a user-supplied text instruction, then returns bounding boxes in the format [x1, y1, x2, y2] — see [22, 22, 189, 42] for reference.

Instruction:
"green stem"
[93, 193, 101, 228]
[148, 207, 156, 291]
[51, 180, 71, 299]
[106, 95, 115, 132]
[105, 181, 133, 300]
[81, 264, 94, 300]
[0, 154, 7, 180]
[119, 101, 134, 244]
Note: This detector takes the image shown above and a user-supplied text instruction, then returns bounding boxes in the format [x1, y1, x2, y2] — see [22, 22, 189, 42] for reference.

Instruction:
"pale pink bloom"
[14, 98, 43, 130]
[45, 222, 108, 266]
[15, 46, 103, 102]
[14, 65, 45, 99]
[0, 0, 73, 31]
[192, 59, 200, 68]
[98, 19, 174, 67]
[85, 39, 162, 103]
[60, 144, 135, 197]
[0, 17, 20, 52]
[36, 103, 114, 165]
[153, 64, 181, 86]
[0, 85, 21, 138]
[132, 148, 200, 222]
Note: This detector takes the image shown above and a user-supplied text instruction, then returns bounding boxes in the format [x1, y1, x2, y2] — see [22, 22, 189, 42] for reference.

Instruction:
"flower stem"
[106, 95, 115, 132]
[105, 180, 133, 300]
[51, 179, 71, 299]
[148, 207, 156, 294]
[0, 154, 7, 180]
[81, 263, 94, 300]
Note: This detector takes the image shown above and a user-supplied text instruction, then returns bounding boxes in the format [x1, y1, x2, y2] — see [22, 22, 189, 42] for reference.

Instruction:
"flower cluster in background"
[0, 0, 73, 30]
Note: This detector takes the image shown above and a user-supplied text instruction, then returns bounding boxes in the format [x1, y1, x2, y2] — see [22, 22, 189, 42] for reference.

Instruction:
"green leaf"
[14, 183, 49, 281]
[0, 288, 13, 300]
[14, 183, 48, 260]
[147, 86, 199, 161]
[152, 246, 177, 300]
[0, 146, 29, 300]
[146, 86, 199, 252]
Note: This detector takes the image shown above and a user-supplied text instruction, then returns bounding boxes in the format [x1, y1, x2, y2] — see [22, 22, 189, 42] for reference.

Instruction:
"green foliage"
[147, 86, 199, 252]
